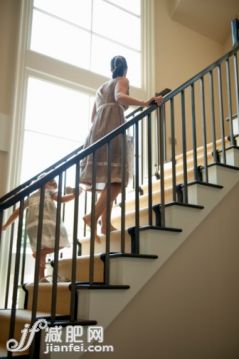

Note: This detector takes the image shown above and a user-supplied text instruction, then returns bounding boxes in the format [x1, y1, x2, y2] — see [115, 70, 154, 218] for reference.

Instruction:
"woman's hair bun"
[111, 56, 128, 78]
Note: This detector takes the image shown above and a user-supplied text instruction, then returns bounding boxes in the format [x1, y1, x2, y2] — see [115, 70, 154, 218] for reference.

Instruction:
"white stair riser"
[219, 147, 239, 167]
[188, 184, 222, 206]
[204, 165, 239, 187]
[164, 205, 204, 233]
[110, 257, 158, 285]
[232, 116, 239, 137]
[112, 209, 155, 228]
[81, 233, 132, 255]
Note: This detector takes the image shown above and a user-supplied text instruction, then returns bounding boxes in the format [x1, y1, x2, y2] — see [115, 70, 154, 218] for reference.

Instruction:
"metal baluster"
[141, 118, 144, 185]
[163, 104, 167, 162]
[104, 141, 112, 285]
[159, 106, 165, 226]
[134, 123, 140, 247]
[181, 91, 188, 202]
[200, 77, 208, 182]
[120, 132, 126, 253]
[70, 161, 80, 321]
[5, 207, 15, 309]
[233, 51, 239, 135]
[31, 186, 45, 325]
[20, 209, 28, 285]
[8, 200, 24, 356]
[51, 174, 63, 323]
[190, 84, 198, 180]
[217, 65, 226, 163]
[209, 71, 217, 163]
[89, 152, 96, 284]
[83, 191, 87, 237]
[170, 98, 177, 200]
[156, 110, 160, 176]
[226, 58, 234, 146]
[147, 114, 153, 225]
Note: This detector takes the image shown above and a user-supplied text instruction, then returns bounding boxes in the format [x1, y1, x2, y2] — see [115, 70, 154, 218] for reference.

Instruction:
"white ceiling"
[169, 0, 239, 44]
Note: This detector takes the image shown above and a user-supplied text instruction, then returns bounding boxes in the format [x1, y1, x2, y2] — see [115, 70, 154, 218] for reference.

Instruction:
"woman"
[80, 55, 163, 241]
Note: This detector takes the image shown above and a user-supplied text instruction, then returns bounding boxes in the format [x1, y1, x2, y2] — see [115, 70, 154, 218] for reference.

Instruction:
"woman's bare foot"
[101, 224, 117, 235]
[83, 214, 101, 243]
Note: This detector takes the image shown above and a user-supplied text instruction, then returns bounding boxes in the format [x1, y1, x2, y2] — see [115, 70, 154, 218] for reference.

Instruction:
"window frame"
[8, 0, 155, 191]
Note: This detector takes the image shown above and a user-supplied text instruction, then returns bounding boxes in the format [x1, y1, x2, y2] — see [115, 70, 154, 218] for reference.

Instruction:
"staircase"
[0, 44, 239, 359]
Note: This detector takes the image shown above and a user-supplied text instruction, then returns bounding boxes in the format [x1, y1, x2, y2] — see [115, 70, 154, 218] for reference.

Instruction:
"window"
[31, 0, 142, 87]
[8, 0, 155, 190]
[21, 77, 93, 181]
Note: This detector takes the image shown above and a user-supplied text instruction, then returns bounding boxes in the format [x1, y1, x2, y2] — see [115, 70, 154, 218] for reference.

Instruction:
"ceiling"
[169, 0, 239, 44]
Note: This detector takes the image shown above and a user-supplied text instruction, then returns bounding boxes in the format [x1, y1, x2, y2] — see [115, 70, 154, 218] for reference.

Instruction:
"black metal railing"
[0, 43, 238, 359]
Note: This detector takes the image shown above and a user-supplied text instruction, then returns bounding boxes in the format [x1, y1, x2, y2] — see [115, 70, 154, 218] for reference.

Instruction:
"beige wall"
[154, 0, 224, 92]
[0, 0, 20, 196]
[83, 181, 239, 359]
[153, 0, 229, 157]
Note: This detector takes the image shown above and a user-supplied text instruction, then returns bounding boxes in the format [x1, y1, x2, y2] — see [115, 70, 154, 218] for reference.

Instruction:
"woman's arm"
[115, 78, 163, 107]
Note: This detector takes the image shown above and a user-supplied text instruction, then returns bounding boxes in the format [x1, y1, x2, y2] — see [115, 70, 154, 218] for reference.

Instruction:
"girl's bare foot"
[83, 214, 101, 243]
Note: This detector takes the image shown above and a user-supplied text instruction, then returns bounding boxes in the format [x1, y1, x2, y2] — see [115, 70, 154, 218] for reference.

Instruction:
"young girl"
[1, 178, 77, 281]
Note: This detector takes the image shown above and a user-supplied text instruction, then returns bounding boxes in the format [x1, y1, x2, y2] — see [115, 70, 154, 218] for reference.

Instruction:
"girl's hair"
[111, 56, 128, 78]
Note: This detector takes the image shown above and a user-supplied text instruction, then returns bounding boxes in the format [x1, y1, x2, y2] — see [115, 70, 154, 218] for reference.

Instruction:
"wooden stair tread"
[0, 309, 65, 321]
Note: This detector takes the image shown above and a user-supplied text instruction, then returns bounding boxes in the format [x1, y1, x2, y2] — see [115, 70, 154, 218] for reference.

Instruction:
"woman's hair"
[111, 56, 128, 78]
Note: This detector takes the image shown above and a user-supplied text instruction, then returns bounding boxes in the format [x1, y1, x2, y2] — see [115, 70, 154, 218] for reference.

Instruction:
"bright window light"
[31, 0, 142, 87]
[34, 0, 92, 29]
[31, 10, 91, 69]
[93, 0, 141, 50]
[21, 77, 92, 181]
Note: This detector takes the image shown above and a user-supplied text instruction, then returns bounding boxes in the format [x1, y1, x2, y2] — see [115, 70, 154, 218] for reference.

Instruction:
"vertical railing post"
[20, 210, 28, 285]
[147, 114, 153, 225]
[89, 152, 96, 284]
[209, 71, 218, 163]
[134, 122, 140, 240]
[104, 141, 112, 285]
[51, 173, 63, 323]
[170, 98, 177, 201]
[217, 65, 226, 163]
[181, 91, 188, 203]
[70, 161, 80, 321]
[226, 58, 234, 146]
[233, 51, 239, 135]
[120, 131, 126, 253]
[200, 77, 209, 182]
[140, 119, 144, 185]
[190, 84, 199, 181]
[8, 200, 24, 357]
[159, 106, 165, 226]
[5, 208, 15, 309]
[31, 186, 45, 324]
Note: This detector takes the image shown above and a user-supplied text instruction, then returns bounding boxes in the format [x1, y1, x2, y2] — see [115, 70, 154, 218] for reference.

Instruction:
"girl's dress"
[80, 78, 130, 190]
[26, 189, 70, 252]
